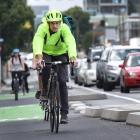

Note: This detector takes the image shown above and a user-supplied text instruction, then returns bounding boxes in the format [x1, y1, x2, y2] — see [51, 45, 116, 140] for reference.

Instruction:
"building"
[83, 0, 128, 44]
[83, 0, 128, 15]
[119, 13, 140, 44]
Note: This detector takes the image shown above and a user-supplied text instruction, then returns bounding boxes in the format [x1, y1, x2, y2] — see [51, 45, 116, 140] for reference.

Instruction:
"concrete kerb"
[126, 112, 140, 126]
[101, 105, 140, 122]
[80, 104, 140, 126]
[80, 104, 136, 118]
[68, 93, 107, 101]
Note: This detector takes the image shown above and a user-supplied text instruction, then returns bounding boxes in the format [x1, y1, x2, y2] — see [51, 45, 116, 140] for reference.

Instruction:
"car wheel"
[83, 79, 88, 87]
[120, 77, 130, 93]
[103, 76, 113, 91]
[96, 75, 103, 88]
[123, 86, 130, 93]
[74, 76, 78, 84]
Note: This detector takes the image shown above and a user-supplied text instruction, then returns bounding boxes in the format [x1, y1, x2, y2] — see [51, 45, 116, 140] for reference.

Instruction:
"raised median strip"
[81, 104, 135, 118]
[80, 104, 140, 126]
[68, 87, 107, 101]
[126, 112, 140, 126]
[101, 105, 140, 122]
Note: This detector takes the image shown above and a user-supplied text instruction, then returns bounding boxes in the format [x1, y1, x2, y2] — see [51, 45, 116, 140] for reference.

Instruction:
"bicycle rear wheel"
[54, 81, 60, 133]
[49, 81, 55, 132]
[13, 79, 19, 101]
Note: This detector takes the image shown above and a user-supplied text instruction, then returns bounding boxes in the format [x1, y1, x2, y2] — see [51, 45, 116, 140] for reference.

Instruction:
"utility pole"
[0, 38, 4, 92]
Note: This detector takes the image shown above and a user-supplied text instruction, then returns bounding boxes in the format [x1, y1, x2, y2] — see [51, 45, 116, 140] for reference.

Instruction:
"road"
[1, 71, 140, 139]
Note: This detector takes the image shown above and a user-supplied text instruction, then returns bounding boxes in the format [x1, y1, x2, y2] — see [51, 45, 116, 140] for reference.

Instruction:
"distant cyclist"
[8, 49, 25, 93]
[32, 10, 77, 124]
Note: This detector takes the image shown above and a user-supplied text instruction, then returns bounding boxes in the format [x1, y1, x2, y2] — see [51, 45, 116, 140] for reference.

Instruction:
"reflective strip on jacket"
[32, 22, 77, 59]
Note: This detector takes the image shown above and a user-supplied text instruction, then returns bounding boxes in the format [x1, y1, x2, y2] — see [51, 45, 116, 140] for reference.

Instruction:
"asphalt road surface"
[0, 112, 140, 140]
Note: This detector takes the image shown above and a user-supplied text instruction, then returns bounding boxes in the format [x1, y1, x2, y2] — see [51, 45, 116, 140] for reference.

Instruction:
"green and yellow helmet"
[45, 10, 62, 22]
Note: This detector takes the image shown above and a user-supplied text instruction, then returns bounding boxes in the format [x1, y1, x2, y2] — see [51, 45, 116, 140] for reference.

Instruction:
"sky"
[27, 0, 83, 11]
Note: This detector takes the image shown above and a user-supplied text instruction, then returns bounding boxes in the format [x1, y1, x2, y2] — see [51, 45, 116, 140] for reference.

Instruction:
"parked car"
[96, 45, 140, 91]
[119, 52, 140, 93]
[83, 48, 104, 86]
[77, 60, 88, 85]
[73, 58, 87, 84]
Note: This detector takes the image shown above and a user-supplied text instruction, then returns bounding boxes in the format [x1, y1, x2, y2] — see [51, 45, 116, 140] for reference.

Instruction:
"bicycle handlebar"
[31, 61, 71, 72]
[44, 61, 70, 65]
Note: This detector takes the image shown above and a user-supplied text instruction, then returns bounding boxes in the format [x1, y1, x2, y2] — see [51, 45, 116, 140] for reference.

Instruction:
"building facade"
[83, 0, 128, 15]
[119, 13, 140, 44]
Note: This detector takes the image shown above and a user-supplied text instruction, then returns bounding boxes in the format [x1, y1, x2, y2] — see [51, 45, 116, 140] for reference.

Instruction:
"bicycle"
[12, 71, 25, 101]
[39, 61, 69, 133]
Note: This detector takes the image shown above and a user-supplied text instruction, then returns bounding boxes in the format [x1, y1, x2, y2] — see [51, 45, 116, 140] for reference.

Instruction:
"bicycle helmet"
[12, 48, 20, 54]
[45, 10, 62, 22]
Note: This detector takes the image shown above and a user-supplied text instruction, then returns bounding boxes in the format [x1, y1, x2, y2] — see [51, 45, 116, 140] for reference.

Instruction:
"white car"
[20, 52, 33, 68]
[83, 62, 97, 86]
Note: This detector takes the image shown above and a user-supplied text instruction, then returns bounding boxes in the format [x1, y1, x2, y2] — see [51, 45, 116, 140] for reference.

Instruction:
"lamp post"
[0, 38, 4, 92]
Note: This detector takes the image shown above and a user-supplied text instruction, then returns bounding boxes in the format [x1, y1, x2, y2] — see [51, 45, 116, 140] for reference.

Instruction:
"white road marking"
[78, 86, 140, 103]
[0, 116, 41, 122]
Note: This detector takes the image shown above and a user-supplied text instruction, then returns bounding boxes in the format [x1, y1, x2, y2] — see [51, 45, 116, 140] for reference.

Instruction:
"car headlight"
[86, 71, 94, 76]
[107, 65, 118, 71]
[128, 72, 136, 77]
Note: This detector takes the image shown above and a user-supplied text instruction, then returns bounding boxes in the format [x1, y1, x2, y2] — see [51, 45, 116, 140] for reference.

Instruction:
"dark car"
[119, 52, 140, 93]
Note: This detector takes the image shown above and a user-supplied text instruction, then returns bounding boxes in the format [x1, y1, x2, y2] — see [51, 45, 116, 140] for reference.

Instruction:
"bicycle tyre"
[49, 81, 55, 132]
[54, 81, 60, 133]
[13, 79, 19, 101]
[21, 78, 25, 95]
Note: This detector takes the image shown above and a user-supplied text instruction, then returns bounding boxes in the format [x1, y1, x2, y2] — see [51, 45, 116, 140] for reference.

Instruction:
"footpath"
[1, 78, 140, 127]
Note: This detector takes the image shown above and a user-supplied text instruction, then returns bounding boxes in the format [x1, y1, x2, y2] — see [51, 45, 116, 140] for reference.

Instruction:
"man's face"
[48, 21, 61, 32]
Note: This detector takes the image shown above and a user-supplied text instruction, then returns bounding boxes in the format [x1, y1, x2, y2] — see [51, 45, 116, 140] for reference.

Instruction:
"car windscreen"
[127, 55, 140, 67]
[110, 49, 140, 61]
[92, 51, 102, 59]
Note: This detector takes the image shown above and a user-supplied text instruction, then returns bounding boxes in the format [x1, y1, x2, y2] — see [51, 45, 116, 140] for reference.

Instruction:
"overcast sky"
[27, 0, 83, 11]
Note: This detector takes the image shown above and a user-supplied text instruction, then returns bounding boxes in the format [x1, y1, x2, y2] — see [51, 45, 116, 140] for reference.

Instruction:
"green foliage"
[63, 7, 92, 50]
[0, 0, 34, 61]
[82, 31, 93, 53]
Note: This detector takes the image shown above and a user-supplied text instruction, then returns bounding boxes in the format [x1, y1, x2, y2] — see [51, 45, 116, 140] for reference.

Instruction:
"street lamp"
[0, 38, 4, 91]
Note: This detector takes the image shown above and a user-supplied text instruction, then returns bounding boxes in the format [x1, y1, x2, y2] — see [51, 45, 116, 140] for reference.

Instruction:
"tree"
[0, 0, 34, 61]
[63, 7, 92, 50]
[82, 31, 93, 53]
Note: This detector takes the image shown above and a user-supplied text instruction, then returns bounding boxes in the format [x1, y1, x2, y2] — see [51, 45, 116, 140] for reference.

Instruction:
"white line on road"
[78, 86, 140, 103]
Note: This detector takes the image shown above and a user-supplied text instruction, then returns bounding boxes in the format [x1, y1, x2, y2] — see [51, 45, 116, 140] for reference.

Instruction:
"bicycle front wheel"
[54, 81, 60, 133]
[50, 100, 55, 132]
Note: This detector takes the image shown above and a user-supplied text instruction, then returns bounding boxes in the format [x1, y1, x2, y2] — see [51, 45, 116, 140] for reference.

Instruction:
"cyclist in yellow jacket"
[32, 10, 77, 124]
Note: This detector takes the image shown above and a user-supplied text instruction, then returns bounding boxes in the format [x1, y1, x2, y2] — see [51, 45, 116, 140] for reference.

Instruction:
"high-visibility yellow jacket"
[32, 21, 77, 59]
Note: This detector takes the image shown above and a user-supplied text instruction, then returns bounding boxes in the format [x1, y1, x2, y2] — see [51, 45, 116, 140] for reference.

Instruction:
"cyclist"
[8, 49, 25, 93]
[32, 10, 77, 124]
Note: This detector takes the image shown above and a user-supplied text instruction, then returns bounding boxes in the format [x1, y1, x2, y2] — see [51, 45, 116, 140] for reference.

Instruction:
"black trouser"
[23, 75, 29, 92]
[42, 53, 69, 114]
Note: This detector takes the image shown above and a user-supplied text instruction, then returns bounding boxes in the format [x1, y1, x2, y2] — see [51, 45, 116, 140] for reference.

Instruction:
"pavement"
[1, 78, 140, 128]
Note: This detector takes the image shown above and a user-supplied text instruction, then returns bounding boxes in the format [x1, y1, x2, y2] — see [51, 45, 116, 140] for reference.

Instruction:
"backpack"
[62, 15, 75, 35]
